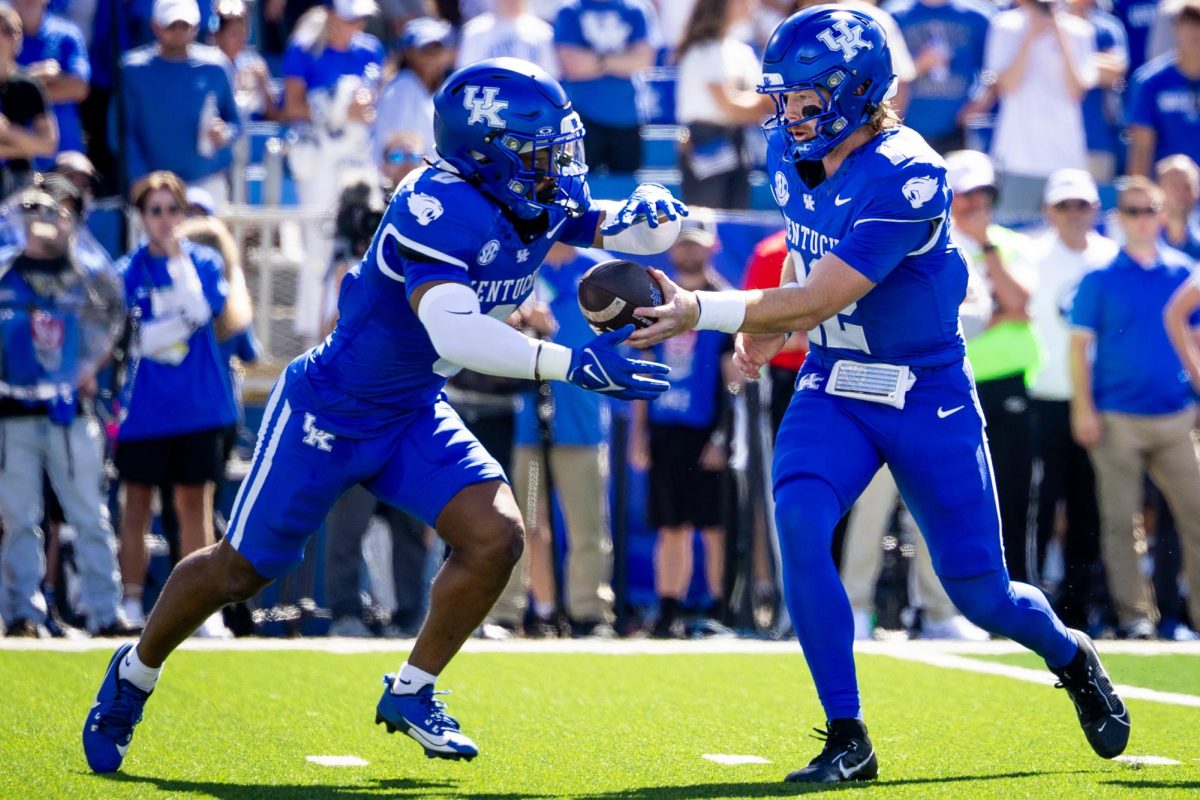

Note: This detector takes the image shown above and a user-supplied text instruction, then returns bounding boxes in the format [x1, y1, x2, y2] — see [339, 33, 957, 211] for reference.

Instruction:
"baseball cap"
[400, 16, 454, 49]
[53, 150, 101, 188]
[153, 0, 201, 27]
[332, 0, 379, 21]
[944, 150, 996, 196]
[674, 219, 716, 248]
[1044, 168, 1099, 205]
[186, 186, 217, 216]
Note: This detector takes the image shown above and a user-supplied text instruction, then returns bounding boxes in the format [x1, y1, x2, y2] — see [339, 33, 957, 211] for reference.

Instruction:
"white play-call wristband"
[694, 290, 747, 333]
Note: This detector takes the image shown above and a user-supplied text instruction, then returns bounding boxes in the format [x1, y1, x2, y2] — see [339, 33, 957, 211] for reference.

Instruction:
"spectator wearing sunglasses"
[1069, 175, 1200, 640]
[0, 5, 58, 197]
[1024, 168, 1118, 630]
[378, 129, 425, 188]
[1155, 153, 1200, 261]
[113, 170, 240, 638]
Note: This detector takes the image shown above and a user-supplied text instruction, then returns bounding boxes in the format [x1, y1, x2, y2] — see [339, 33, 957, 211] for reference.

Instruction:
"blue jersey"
[767, 126, 967, 368]
[1128, 55, 1200, 167]
[16, 13, 90, 157]
[296, 164, 597, 437]
[648, 327, 730, 430]
[1081, 10, 1128, 157]
[553, 0, 652, 128]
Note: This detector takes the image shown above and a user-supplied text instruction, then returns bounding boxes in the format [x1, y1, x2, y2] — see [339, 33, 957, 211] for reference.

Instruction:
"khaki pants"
[1089, 409, 1200, 628]
[841, 466, 957, 622]
[491, 445, 613, 624]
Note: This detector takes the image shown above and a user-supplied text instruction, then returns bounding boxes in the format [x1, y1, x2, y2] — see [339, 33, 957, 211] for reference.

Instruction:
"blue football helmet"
[433, 57, 589, 220]
[757, 6, 896, 162]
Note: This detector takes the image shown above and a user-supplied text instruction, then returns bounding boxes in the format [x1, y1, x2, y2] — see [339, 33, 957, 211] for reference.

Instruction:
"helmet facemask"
[759, 66, 894, 163]
[486, 121, 589, 220]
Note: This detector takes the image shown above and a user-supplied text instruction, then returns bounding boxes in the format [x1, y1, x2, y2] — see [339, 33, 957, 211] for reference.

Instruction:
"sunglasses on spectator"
[144, 203, 183, 218]
[1052, 199, 1093, 212]
[386, 150, 424, 165]
[21, 202, 68, 221]
[1118, 205, 1161, 217]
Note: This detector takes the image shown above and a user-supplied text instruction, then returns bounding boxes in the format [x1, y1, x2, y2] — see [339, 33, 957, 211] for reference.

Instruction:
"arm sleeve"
[65, 28, 91, 82]
[281, 44, 309, 82]
[192, 247, 230, 318]
[119, 63, 149, 183]
[1127, 71, 1156, 128]
[216, 61, 243, 140]
[1068, 271, 1101, 333]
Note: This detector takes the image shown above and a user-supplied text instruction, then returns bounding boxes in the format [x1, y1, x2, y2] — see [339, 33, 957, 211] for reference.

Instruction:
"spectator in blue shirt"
[1068, 0, 1129, 182]
[1127, 0, 1200, 177]
[120, 0, 241, 204]
[885, 0, 994, 154]
[1068, 175, 1200, 639]
[114, 171, 240, 637]
[1111, 0, 1159, 71]
[12, 0, 88, 165]
[210, 0, 279, 122]
[554, 0, 656, 174]
[1157, 153, 1200, 260]
[490, 243, 617, 638]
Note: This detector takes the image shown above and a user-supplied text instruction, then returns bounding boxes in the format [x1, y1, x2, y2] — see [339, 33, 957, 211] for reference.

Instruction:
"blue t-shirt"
[1162, 228, 1200, 262]
[1080, 9, 1128, 156]
[884, 0, 994, 140]
[118, 241, 238, 440]
[767, 126, 966, 368]
[296, 164, 599, 437]
[282, 33, 384, 94]
[554, 0, 651, 128]
[1112, 0, 1158, 72]
[1070, 248, 1200, 415]
[16, 13, 89, 158]
[1128, 55, 1200, 167]
[649, 326, 730, 430]
[0, 264, 82, 420]
[120, 44, 241, 183]
[514, 249, 611, 447]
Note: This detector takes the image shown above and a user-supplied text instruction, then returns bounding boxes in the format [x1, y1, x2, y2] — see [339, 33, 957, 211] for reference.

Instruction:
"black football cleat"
[1051, 629, 1130, 759]
[785, 718, 878, 783]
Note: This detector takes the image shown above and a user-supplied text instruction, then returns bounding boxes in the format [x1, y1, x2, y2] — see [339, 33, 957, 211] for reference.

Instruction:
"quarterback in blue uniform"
[83, 58, 687, 772]
[631, 7, 1129, 783]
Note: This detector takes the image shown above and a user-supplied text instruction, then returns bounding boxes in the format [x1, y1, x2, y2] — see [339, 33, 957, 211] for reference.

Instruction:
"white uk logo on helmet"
[817, 21, 873, 61]
[463, 86, 509, 127]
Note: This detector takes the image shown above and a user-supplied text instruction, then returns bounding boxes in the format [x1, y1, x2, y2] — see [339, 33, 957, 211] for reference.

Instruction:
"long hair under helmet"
[757, 5, 896, 163]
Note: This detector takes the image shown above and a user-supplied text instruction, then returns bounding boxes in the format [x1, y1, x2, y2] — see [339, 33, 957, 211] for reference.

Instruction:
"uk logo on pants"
[302, 413, 335, 452]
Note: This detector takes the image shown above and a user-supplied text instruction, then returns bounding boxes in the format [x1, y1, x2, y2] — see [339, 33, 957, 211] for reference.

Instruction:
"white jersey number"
[791, 249, 870, 353]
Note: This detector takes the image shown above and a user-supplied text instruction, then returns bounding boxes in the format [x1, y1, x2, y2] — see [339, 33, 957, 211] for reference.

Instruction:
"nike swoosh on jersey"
[546, 217, 567, 239]
[834, 195, 853, 206]
[937, 405, 965, 418]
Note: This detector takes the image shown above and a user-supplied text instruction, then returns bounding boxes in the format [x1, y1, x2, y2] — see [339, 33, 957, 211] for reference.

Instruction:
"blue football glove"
[600, 183, 689, 235]
[567, 325, 670, 401]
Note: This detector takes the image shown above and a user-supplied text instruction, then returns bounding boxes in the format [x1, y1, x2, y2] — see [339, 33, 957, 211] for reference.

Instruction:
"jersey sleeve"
[553, 6, 586, 48]
[281, 43, 310, 82]
[1069, 270, 1102, 334]
[190, 244, 230, 319]
[1127, 69, 1157, 129]
[831, 162, 950, 284]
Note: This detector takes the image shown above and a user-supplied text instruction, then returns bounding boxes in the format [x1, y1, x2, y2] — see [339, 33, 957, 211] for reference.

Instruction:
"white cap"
[1044, 168, 1099, 206]
[153, 0, 200, 27]
[332, 0, 379, 20]
[944, 150, 996, 195]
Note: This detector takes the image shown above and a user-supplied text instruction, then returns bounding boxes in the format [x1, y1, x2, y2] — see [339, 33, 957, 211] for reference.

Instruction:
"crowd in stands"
[1, 0, 1200, 643]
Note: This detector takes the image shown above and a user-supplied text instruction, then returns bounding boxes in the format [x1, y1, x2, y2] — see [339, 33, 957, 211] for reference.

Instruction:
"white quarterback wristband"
[694, 290, 747, 333]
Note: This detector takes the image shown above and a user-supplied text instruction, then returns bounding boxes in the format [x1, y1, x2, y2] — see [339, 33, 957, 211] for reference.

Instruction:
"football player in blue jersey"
[630, 7, 1129, 784]
[82, 57, 687, 773]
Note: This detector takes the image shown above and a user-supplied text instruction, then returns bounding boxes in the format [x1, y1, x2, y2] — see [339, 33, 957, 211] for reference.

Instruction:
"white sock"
[119, 645, 162, 693]
[533, 601, 554, 620]
[390, 662, 437, 695]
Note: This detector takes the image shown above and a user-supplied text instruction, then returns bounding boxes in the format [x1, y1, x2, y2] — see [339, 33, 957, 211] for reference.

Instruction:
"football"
[577, 259, 664, 334]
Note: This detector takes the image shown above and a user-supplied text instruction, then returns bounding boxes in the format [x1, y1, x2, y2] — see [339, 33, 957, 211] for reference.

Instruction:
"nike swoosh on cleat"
[404, 724, 468, 752]
[835, 750, 874, 780]
[115, 743, 129, 757]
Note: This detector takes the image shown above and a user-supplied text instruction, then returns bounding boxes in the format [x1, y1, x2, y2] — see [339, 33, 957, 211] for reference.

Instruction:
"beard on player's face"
[782, 89, 826, 141]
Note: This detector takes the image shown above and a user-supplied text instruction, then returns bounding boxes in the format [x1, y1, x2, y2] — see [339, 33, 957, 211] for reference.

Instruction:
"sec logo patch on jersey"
[477, 239, 501, 265]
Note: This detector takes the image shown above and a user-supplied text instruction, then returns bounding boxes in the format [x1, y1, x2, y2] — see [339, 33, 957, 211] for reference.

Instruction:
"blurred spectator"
[984, 0, 1096, 222]
[1156, 154, 1200, 259]
[120, 0, 241, 203]
[1067, 0, 1128, 183]
[379, 130, 426, 189]
[457, 0, 560, 76]
[630, 222, 736, 638]
[885, 0, 995, 154]
[491, 243, 616, 638]
[653, 0, 699, 51]
[0, 186, 129, 637]
[1026, 168, 1117, 630]
[1127, 0, 1200, 177]
[841, 467, 989, 640]
[1112, 0, 1159, 71]
[12, 0, 89, 164]
[210, 0, 279, 121]
[0, 6, 58, 196]
[185, 185, 216, 217]
[51, 150, 100, 216]
[673, 0, 770, 209]
[281, 0, 384, 340]
[554, 0, 657, 174]
[374, 16, 454, 166]
[1069, 175, 1200, 639]
[114, 171, 240, 637]
[946, 150, 1040, 584]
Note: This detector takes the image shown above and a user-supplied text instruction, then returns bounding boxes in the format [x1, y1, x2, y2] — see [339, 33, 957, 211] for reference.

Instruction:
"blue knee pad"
[940, 570, 1078, 668]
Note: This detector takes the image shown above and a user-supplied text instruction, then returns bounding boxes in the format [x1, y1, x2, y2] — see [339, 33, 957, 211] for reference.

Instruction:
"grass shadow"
[94, 773, 549, 799]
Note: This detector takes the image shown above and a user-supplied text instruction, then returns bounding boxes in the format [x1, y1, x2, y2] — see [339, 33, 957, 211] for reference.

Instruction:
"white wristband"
[781, 281, 801, 290]
[694, 290, 747, 333]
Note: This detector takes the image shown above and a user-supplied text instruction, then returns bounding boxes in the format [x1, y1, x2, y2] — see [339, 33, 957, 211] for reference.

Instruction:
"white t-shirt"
[373, 70, 435, 162]
[675, 37, 761, 125]
[456, 13, 561, 78]
[985, 9, 1097, 178]
[1026, 228, 1120, 400]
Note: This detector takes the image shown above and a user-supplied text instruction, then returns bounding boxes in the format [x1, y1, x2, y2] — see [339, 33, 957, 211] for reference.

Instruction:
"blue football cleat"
[375, 674, 479, 761]
[82, 643, 151, 773]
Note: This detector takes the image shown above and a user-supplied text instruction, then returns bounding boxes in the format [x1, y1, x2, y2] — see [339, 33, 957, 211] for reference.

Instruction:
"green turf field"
[2, 644, 1197, 799]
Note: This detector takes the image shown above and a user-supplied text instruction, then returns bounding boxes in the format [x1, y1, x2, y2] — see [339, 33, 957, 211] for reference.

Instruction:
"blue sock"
[940, 570, 1078, 668]
[775, 476, 860, 720]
